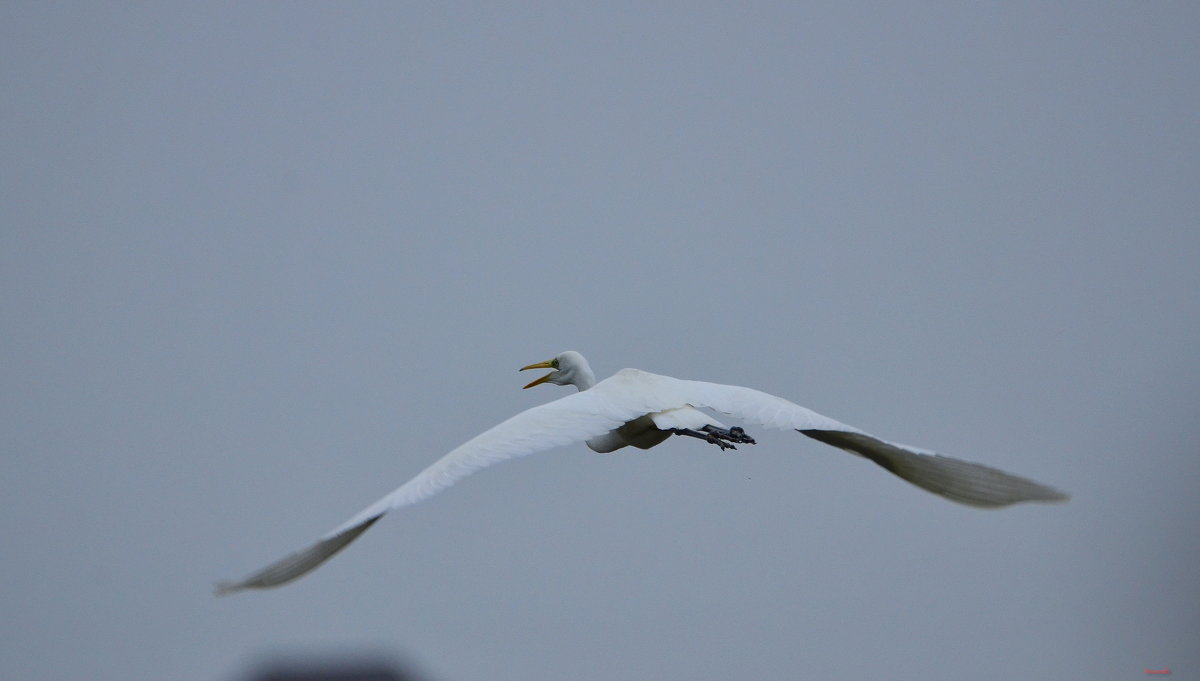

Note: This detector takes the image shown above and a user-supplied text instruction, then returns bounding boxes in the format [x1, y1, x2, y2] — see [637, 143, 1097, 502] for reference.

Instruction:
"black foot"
[703, 425, 756, 446]
[670, 425, 757, 450]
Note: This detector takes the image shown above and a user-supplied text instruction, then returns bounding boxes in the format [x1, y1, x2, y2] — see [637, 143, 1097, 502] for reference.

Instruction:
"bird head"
[519, 350, 593, 390]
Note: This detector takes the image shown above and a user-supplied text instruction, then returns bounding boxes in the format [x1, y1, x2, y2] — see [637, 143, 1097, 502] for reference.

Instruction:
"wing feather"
[623, 371, 1069, 508]
[216, 387, 640, 594]
[798, 430, 1069, 507]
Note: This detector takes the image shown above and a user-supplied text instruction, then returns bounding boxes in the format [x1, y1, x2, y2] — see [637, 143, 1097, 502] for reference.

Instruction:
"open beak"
[519, 360, 556, 389]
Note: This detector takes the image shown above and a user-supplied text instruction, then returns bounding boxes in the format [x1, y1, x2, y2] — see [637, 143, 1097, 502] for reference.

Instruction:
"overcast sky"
[2, 3, 1197, 680]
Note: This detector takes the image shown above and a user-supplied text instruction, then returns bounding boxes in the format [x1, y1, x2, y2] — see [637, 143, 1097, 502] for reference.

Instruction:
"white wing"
[617, 369, 1070, 508]
[215, 384, 649, 594]
[217, 368, 1067, 594]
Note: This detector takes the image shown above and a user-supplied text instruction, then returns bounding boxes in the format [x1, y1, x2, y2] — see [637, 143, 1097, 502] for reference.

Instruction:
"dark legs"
[669, 425, 757, 451]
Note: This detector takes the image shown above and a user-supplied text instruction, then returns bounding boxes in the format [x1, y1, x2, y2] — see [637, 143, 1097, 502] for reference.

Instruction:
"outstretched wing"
[216, 386, 648, 594]
[620, 369, 1069, 508]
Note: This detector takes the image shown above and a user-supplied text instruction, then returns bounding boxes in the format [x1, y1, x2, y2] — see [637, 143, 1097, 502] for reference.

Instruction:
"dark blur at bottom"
[237, 655, 428, 681]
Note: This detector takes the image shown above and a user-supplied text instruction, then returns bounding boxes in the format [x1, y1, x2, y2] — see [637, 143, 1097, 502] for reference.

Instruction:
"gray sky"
[2, 3, 1197, 680]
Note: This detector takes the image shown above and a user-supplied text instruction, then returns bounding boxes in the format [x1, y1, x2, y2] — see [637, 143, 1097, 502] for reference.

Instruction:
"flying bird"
[216, 350, 1068, 595]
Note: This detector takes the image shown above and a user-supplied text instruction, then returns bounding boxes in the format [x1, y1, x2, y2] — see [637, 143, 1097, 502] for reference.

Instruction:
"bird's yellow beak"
[519, 359, 557, 389]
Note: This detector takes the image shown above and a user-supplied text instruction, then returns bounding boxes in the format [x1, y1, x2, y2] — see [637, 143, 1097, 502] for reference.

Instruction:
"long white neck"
[571, 364, 597, 391]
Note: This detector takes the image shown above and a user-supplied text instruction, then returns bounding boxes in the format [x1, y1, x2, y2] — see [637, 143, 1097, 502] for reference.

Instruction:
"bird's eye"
[551, 358, 560, 369]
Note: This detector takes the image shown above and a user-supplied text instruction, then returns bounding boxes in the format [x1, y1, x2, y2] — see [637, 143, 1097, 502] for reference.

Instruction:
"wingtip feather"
[213, 514, 384, 596]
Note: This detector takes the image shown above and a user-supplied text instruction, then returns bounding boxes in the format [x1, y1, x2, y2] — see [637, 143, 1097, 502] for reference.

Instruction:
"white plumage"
[216, 351, 1067, 595]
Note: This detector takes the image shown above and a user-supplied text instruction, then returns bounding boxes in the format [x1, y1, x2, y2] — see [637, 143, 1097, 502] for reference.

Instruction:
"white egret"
[216, 350, 1067, 595]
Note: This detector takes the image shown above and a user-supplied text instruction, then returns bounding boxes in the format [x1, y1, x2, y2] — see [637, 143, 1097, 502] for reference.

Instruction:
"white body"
[217, 353, 1067, 594]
